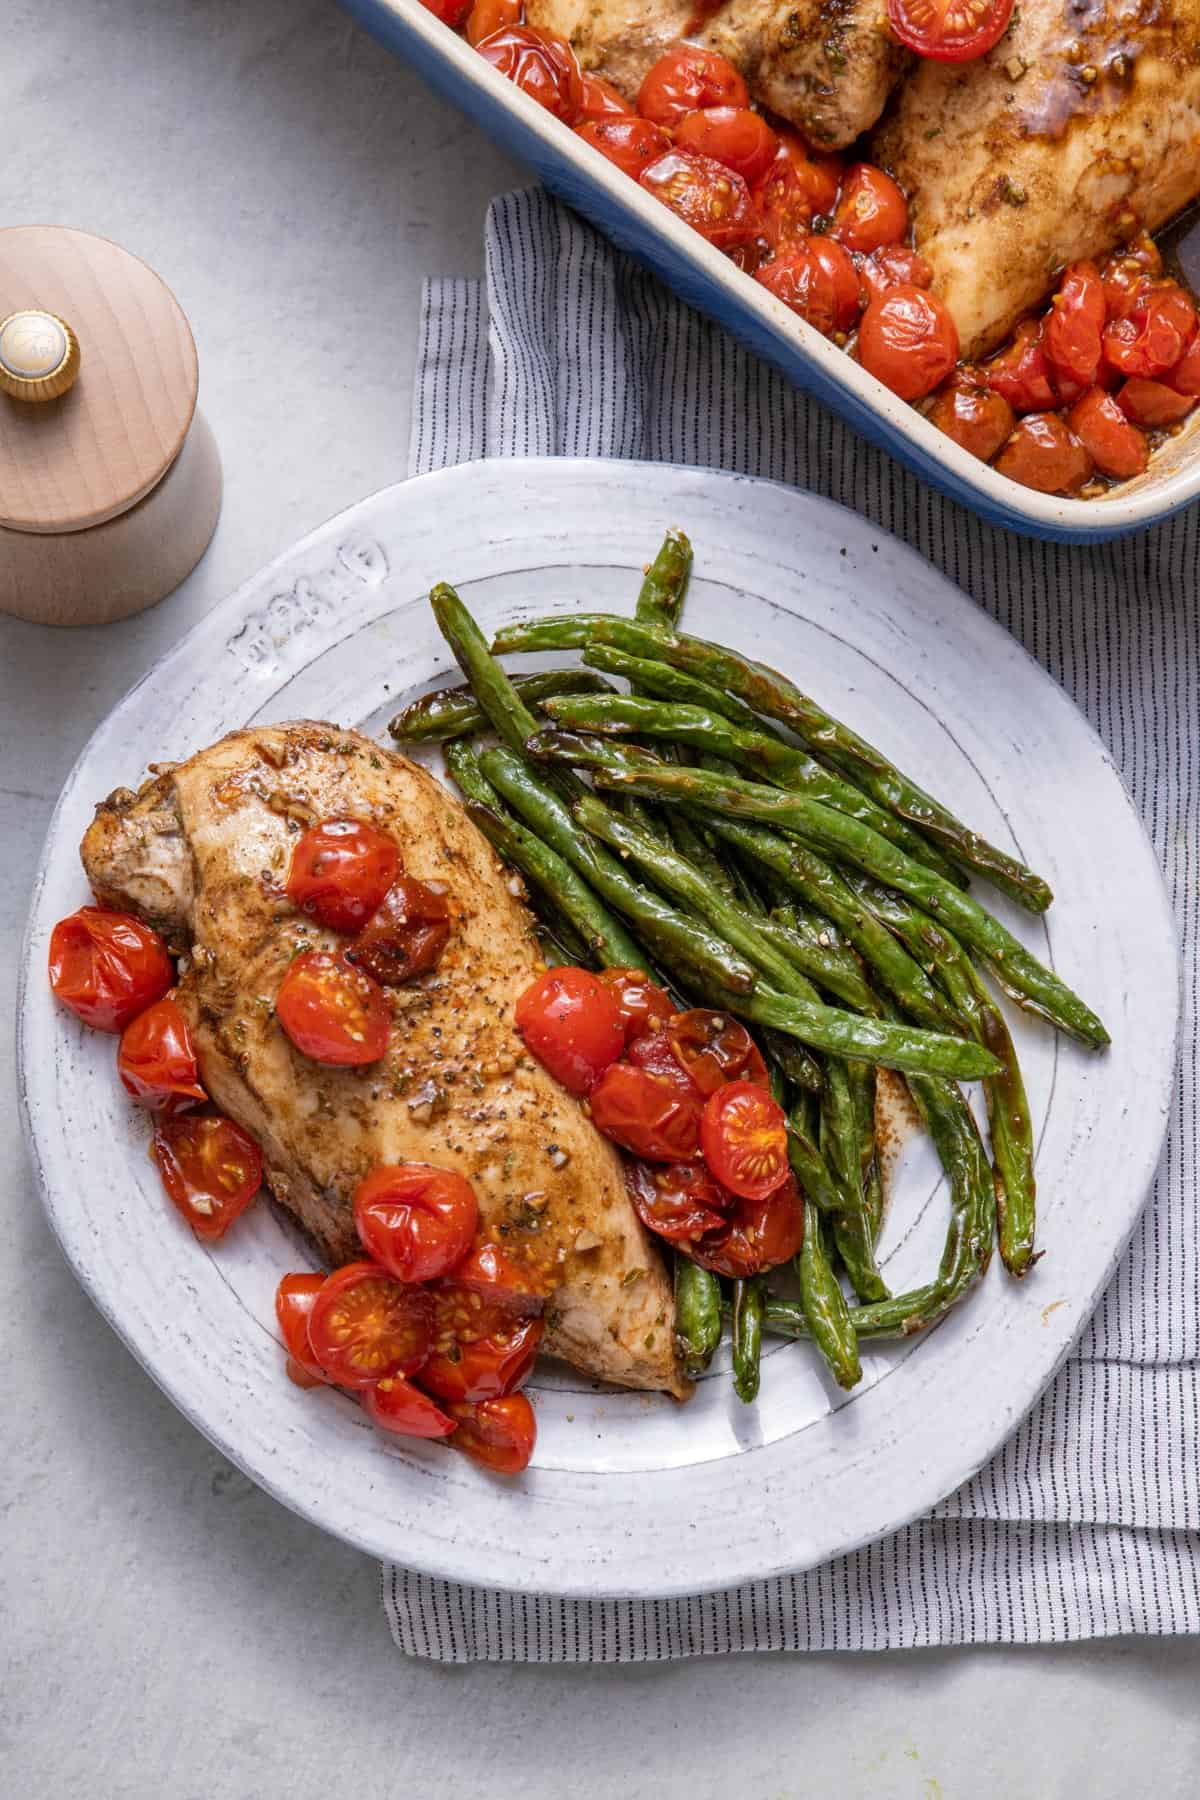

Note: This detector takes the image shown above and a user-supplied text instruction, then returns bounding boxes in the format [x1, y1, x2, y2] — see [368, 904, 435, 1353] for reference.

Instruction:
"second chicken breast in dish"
[871, 0, 1200, 360]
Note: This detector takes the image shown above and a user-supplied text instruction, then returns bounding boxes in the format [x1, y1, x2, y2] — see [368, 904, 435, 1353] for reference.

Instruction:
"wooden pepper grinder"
[0, 226, 221, 626]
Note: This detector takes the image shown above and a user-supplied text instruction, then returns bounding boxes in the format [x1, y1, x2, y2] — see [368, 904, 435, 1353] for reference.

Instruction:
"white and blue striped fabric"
[386, 188, 1199, 1661]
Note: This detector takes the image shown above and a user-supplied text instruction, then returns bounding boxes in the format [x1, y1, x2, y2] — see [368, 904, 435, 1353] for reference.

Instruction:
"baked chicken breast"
[872, 0, 1200, 359]
[81, 722, 686, 1398]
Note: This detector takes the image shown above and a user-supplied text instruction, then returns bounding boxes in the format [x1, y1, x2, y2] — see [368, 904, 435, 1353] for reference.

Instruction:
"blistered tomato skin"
[1068, 388, 1149, 479]
[348, 876, 450, 985]
[365, 1378, 457, 1439]
[577, 71, 633, 119]
[275, 1272, 328, 1384]
[515, 966, 624, 1094]
[596, 967, 676, 1044]
[636, 45, 748, 128]
[690, 1175, 805, 1279]
[475, 25, 584, 122]
[117, 995, 207, 1113]
[1104, 283, 1198, 380]
[575, 116, 670, 179]
[284, 818, 399, 934]
[353, 1163, 479, 1284]
[48, 907, 174, 1033]
[639, 150, 760, 252]
[983, 320, 1057, 414]
[856, 244, 932, 309]
[675, 106, 779, 187]
[830, 164, 908, 254]
[1043, 261, 1106, 396]
[466, 0, 522, 42]
[858, 285, 959, 401]
[589, 1061, 705, 1162]
[448, 1393, 537, 1474]
[756, 242, 842, 337]
[1117, 378, 1195, 429]
[993, 414, 1094, 494]
[275, 950, 391, 1067]
[927, 367, 1015, 462]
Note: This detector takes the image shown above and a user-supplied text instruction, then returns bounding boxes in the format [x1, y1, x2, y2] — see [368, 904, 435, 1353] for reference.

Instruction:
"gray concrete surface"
[4, 3, 1199, 1794]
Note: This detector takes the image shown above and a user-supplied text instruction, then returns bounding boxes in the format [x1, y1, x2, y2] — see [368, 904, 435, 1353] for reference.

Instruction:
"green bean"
[478, 747, 758, 996]
[433, 584, 545, 758]
[797, 1205, 862, 1391]
[492, 611, 1053, 912]
[543, 691, 958, 880]
[731, 1276, 765, 1404]
[569, 795, 1000, 1080]
[583, 640, 774, 736]
[821, 1058, 889, 1303]
[752, 917, 877, 1012]
[635, 530, 693, 628]
[443, 741, 645, 969]
[530, 736, 1107, 1049]
[674, 1255, 722, 1380]
[786, 1096, 843, 1213]
[389, 669, 612, 743]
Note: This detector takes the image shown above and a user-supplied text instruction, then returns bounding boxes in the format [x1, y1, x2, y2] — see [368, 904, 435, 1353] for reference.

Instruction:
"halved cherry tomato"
[1116, 378, 1195, 429]
[752, 150, 815, 248]
[856, 244, 933, 309]
[691, 1174, 805, 1278]
[993, 414, 1094, 493]
[275, 949, 391, 1066]
[307, 1261, 434, 1387]
[1104, 282, 1198, 380]
[639, 150, 759, 252]
[624, 1158, 732, 1246]
[420, 1280, 544, 1403]
[983, 319, 1057, 413]
[475, 25, 584, 123]
[117, 994, 207, 1113]
[454, 1240, 546, 1310]
[927, 366, 1015, 462]
[1068, 388, 1149, 479]
[515, 965, 624, 1094]
[285, 1358, 325, 1391]
[348, 876, 450, 985]
[1100, 235, 1164, 320]
[577, 71, 633, 120]
[700, 1079, 789, 1200]
[364, 1377, 456, 1439]
[1169, 336, 1200, 397]
[154, 1113, 263, 1242]
[666, 1009, 768, 1095]
[275, 1272, 328, 1384]
[636, 45, 748, 128]
[596, 967, 676, 1044]
[284, 818, 399, 934]
[589, 1061, 704, 1161]
[830, 164, 908, 255]
[675, 107, 779, 187]
[353, 1163, 479, 1283]
[575, 115, 671, 180]
[777, 132, 843, 217]
[857, 284, 959, 401]
[418, 0, 472, 24]
[48, 907, 173, 1033]
[1043, 261, 1105, 396]
[756, 240, 842, 337]
[627, 1024, 698, 1083]
[466, 0, 522, 45]
[886, 0, 1014, 62]
[448, 1393, 536, 1474]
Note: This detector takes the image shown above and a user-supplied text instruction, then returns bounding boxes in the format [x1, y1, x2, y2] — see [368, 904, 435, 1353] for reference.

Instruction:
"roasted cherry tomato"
[454, 1240, 546, 1310]
[856, 244, 933, 309]
[857, 284, 959, 401]
[475, 25, 584, 123]
[353, 1163, 479, 1284]
[1068, 387, 1149, 479]
[666, 1009, 769, 1095]
[306, 1261, 434, 1388]
[418, 0, 472, 23]
[1104, 282, 1198, 380]
[636, 45, 748, 128]
[1169, 336, 1200, 397]
[275, 1271, 328, 1385]
[830, 164, 908, 255]
[448, 1393, 537, 1474]
[117, 994, 206, 1113]
[589, 1061, 704, 1161]
[577, 70, 633, 119]
[48, 907, 173, 1033]
[275, 949, 391, 1066]
[807, 236, 866, 333]
[420, 1280, 544, 1403]
[364, 1377, 456, 1439]
[596, 967, 676, 1044]
[993, 414, 1094, 494]
[752, 134, 842, 248]
[1043, 260, 1106, 396]
[700, 1079, 790, 1200]
[691, 1175, 805, 1278]
[1116, 378, 1195, 429]
[983, 318, 1057, 413]
[756, 240, 842, 337]
[348, 876, 450, 985]
[466, 0, 522, 44]
[674, 106, 779, 187]
[927, 366, 1015, 462]
[1100, 235, 1164, 320]
[154, 1113, 263, 1242]
[284, 817, 399, 934]
[886, 0, 1014, 61]
[575, 115, 671, 179]
[624, 1158, 732, 1246]
[639, 150, 759, 252]
[515, 965, 624, 1094]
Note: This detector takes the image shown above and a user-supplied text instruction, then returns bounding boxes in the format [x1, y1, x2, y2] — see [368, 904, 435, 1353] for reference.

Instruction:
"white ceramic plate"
[19, 459, 1179, 1599]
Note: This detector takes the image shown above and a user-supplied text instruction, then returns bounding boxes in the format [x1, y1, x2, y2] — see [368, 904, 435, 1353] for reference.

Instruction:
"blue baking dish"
[342, 0, 1200, 541]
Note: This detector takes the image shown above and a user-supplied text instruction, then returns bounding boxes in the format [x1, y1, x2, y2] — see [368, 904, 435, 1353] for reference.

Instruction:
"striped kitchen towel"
[385, 187, 1198, 1661]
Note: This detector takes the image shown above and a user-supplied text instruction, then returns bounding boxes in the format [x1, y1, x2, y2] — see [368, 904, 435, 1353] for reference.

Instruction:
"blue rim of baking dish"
[341, 0, 1200, 543]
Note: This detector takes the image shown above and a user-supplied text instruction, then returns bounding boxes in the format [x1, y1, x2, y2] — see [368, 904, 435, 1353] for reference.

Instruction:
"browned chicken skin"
[81, 723, 687, 1398]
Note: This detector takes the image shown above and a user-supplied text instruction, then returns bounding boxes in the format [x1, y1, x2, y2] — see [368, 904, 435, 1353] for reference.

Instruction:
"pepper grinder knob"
[0, 308, 81, 402]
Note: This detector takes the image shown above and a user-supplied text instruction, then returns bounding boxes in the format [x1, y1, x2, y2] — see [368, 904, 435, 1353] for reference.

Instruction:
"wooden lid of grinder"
[0, 226, 199, 535]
